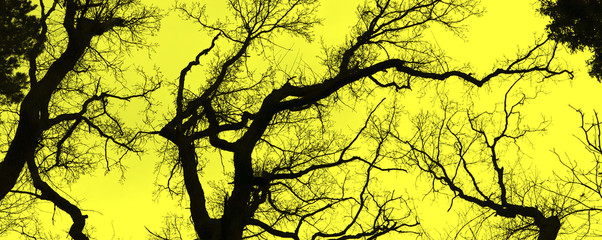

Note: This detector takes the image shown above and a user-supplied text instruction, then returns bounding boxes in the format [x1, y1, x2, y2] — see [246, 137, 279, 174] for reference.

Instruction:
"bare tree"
[394, 69, 576, 240]
[545, 108, 602, 238]
[0, 0, 160, 239]
[149, 0, 569, 239]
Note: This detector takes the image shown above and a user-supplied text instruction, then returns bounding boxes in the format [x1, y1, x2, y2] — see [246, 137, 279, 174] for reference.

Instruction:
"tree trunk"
[0, 29, 93, 201]
[537, 215, 561, 240]
[0, 113, 39, 200]
[178, 142, 221, 239]
[220, 149, 254, 240]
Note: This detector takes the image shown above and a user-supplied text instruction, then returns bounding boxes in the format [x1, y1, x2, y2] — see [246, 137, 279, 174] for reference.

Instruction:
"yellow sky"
[14, 0, 602, 239]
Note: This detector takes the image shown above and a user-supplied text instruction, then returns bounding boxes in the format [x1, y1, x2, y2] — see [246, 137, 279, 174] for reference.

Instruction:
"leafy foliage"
[0, 0, 40, 104]
[540, 0, 602, 80]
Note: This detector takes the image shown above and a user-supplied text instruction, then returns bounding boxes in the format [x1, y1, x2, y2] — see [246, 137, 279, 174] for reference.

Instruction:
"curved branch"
[26, 158, 89, 240]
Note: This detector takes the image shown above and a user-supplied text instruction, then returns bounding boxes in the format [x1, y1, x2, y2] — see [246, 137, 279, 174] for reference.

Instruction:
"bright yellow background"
[15, 0, 602, 239]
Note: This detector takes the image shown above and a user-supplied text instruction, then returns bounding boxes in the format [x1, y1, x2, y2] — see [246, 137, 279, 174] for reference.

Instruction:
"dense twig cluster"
[0, 0, 585, 240]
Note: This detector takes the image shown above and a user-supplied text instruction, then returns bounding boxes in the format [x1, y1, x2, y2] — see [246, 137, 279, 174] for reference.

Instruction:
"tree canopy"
[539, 0, 602, 79]
[2, 0, 601, 240]
[0, 0, 39, 104]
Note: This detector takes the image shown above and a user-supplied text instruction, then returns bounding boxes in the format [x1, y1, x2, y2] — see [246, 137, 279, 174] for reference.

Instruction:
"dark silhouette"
[148, 0, 569, 239]
[0, 0, 39, 104]
[0, 0, 159, 239]
[539, 0, 602, 80]
[395, 78, 571, 239]
[1, 0, 585, 239]
[549, 108, 602, 238]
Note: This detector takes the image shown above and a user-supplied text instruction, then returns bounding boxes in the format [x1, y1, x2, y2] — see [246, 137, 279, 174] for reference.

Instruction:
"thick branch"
[26, 158, 89, 240]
